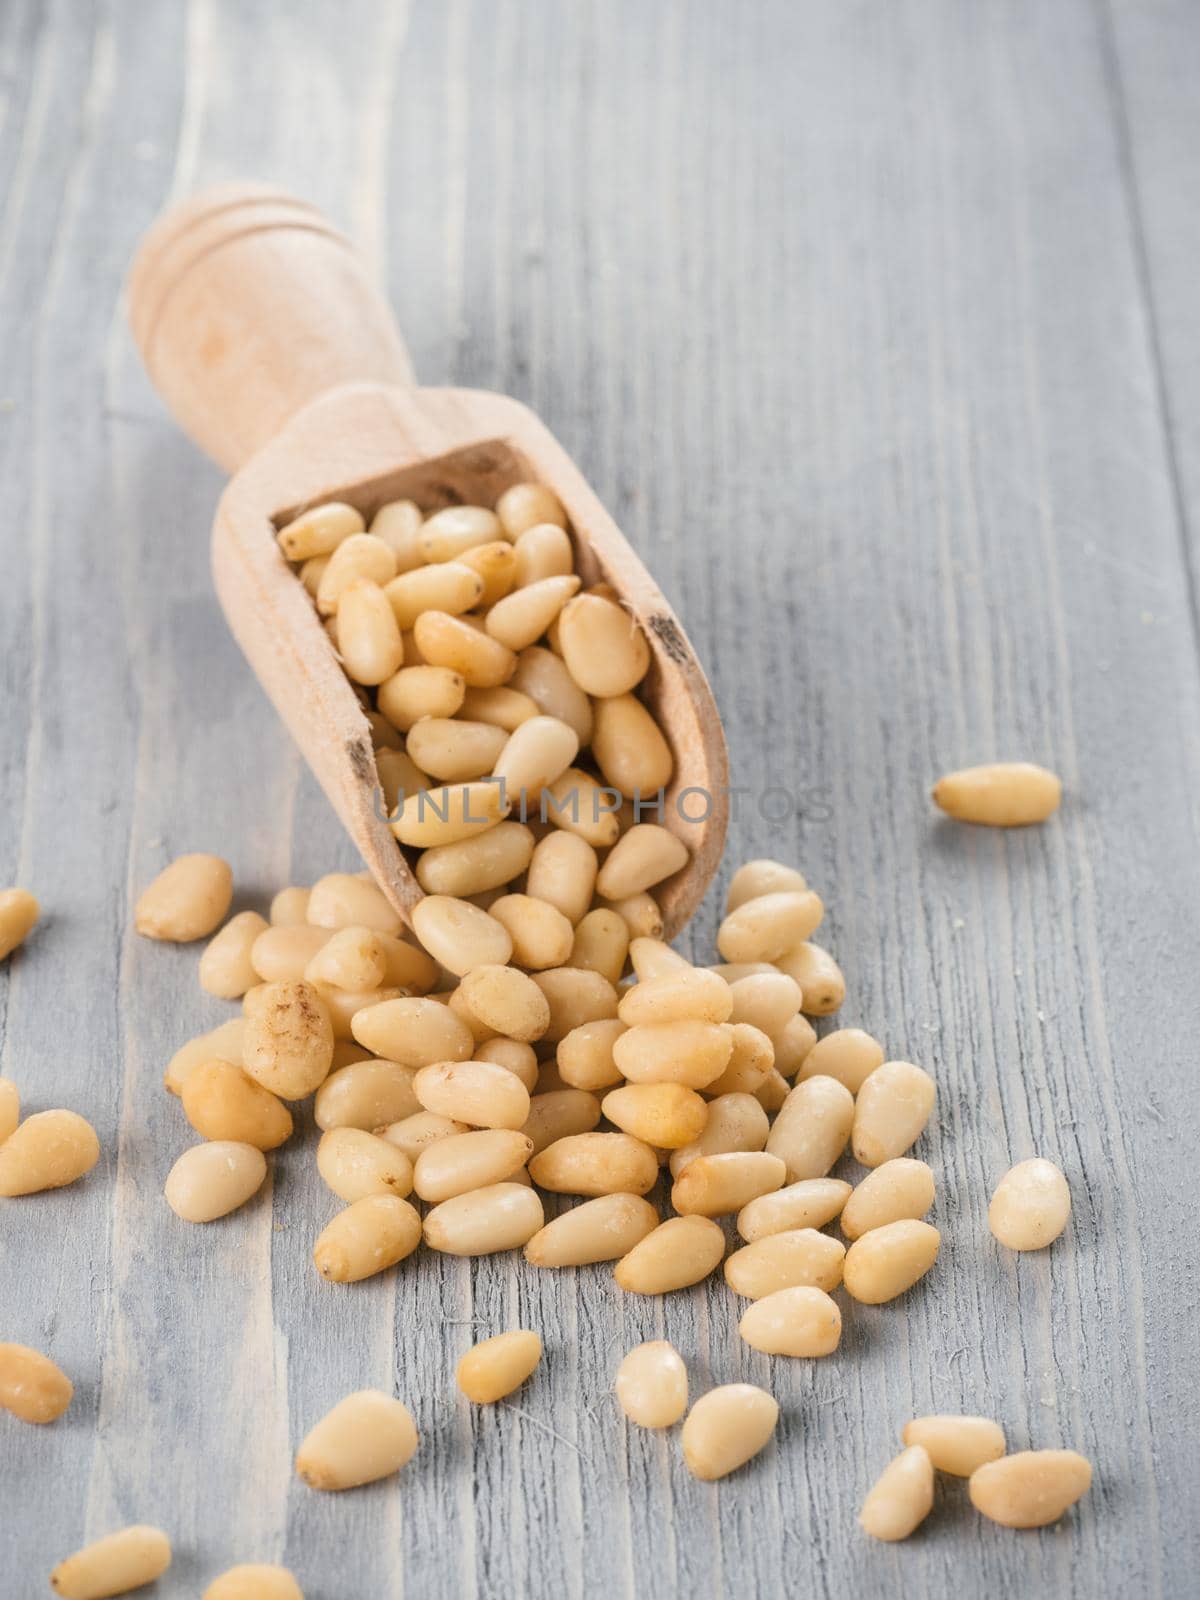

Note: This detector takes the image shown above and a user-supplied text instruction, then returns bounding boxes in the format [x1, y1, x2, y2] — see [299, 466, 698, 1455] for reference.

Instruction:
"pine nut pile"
[0, 479, 1087, 1591]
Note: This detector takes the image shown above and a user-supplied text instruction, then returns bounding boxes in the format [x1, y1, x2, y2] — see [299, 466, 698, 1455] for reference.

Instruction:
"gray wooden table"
[3, 2, 1199, 1595]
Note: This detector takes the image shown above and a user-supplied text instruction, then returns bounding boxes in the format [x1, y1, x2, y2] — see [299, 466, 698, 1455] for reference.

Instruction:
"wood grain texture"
[2, 2, 1199, 1596]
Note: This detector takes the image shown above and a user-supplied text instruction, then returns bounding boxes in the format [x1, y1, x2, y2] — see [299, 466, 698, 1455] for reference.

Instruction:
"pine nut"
[568, 908, 630, 984]
[295, 1390, 418, 1489]
[717, 891, 824, 965]
[413, 1129, 533, 1202]
[486, 575, 581, 651]
[337, 578, 405, 684]
[541, 769, 620, 848]
[494, 715, 581, 802]
[726, 859, 808, 912]
[277, 501, 363, 560]
[618, 968, 732, 1027]
[601, 1083, 708, 1148]
[594, 824, 689, 901]
[371, 498, 424, 568]
[376, 933, 440, 992]
[531, 967, 619, 1042]
[459, 685, 539, 731]
[590, 694, 673, 798]
[529, 1131, 658, 1196]
[605, 892, 664, 940]
[843, 1219, 940, 1303]
[0, 888, 39, 960]
[383, 561, 485, 629]
[474, 1037, 539, 1090]
[902, 1415, 1006, 1476]
[614, 1215, 725, 1294]
[377, 665, 466, 730]
[557, 1019, 627, 1091]
[0, 1110, 100, 1196]
[727, 972, 804, 1038]
[414, 610, 516, 687]
[392, 780, 509, 848]
[0, 1075, 20, 1142]
[406, 717, 508, 782]
[681, 1384, 779, 1480]
[306, 872, 402, 934]
[303, 925, 387, 991]
[969, 1449, 1092, 1527]
[628, 938, 691, 980]
[669, 1092, 769, 1177]
[414, 1059, 531, 1129]
[313, 982, 406, 1040]
[181, 1061, 293, 1150]
[612, 1020, 733, 1088]
[300, 555, 329, 596]
[135, 853, 232, 942]
[316, 1127, 414, 1202]
[377, 747, 429, 814]
[423, 1181, 544, 1254]
[524, 1192, 659, 1266]
[419, 504, 503, 561]
[724, 1228, 846, 1298]
[379, 1111, 468, 1162]
[488, 894, 575, 969]
[250, 924, 333, 982]
[164, 1141, 267, 1222]
[457, 1329, 543, 1403]
[49, 1525, 172, 1598]
[739, 1284, 841, 1357]
[775, 941, 845, 1015]
[933, 762, 1062, 827]
[841, 1159, 936, 1239]
[459, 540, 519, 606]
[510, 646, 593, 745]
[199, 911, 269, 998]
[755, 1067, 791, 1113]
[0, 1342, 73, 1422]
[242, 980, 334, 1099]
[314, 1060, 420, 1130]
[316, 534, 396, 614]
[458, 964, 551, 1041]
[557, 593, 650, 696]
[410, 895, 514, 975]
[859, 1446, 935, 1541]
[496, 482, 567, 537]
[670, 1150, 787, 1217]
[988, 1157, 1071, 1250]
[512, 522, 574, 585]
[797, 1027, 884, 1091]
[313, 1194, 422, 1280]
[704, 1022, 775, 1096]
[203, 1566, 303, 1600]
[526, 832, 598, 924]
[349, 995, 471, 1066]
[770, 1012, 818, 1076]
[852, 1061, 936, 1167]
[765, 1075, 854, 1181]
[615, 1340, 687, 1428]
[520, 1089, 602, 1154]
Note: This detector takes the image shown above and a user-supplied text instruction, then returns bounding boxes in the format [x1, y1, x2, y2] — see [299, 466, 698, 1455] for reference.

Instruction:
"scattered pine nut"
[295, 1390, 418, 1490]
[841, 1159, 936, 1240]
[135, 854, 232, 941]
[843, 1219, 941, 1304]
[681, 1384, 779, 1480]
[988, 1158, 1071, 1250]
[0, 887, 39, 961]
[859, 1445, 935, 1541]
[968, 1449, 1092, 1527]
[49, 1525, 172, 1598]
[456, 1330, 543, 1403]
[932, 762, 1062, 827]
[164, 1141, 267, 1222]
[203, 1567, 304, 1600]
[0, 1110, 100, 1196]
[0, 1076, 19, 1143]
[902, 1415, 1006, 1476]
[0, 1342, 73, 1423]
[524, 1192, 659, 1267]
[615, 1341, 688, 1428]
[738, 1285, 842, 1357]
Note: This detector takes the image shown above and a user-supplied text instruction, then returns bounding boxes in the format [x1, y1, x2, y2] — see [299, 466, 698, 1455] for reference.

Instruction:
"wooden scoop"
[127, 184, 728, 936]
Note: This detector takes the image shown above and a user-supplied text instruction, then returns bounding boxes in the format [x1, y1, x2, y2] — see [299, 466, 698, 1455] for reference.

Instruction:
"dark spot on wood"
[347, 739, 375, 783]
[648, 612, 690, 664]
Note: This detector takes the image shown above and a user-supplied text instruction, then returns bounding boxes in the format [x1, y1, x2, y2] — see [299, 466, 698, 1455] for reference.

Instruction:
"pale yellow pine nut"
[669, 1092, 769, 1178]
[496, 482, 567, 537]
[307, 873, 403, 934]
[605, 892, 665, 940]
[556, 593, 650, 696]
[312, 982, 406, 1041]
[843, 1219, 941, 1303]
[135, 854, 232, 942]
[902, 1416, 1006, 1477]
[0, 1342, 73, 1422]
[512, 522, 574, 585]
[445, 980, 501, 1047]
[181, 1061, 293, 1150]
[595, 824, 689, 901]
[270, 886, 311, 926]
[525, 832, 598, 924]
[932, 762, 1062, 827]
[739, 1284, 841, 1357]
[612, 1019, 734, 1088]
[295, 1390, 418, 1489]
[614, 1215, 726, 1294]
[524, 1192, 658, 1267]
[304, 925, 388, 991]
[199, 911, 269, 998]
[0, 888, 39, 960]
[0, 1110, 100, 1196]
[567, 908, 629, 985]
[493, 714, 580, 800]
[859, 1446, 935, 1541]
[969, 1449, 1092, 1527]
[278, 500, 363, 560]
[49, 1525, 172, 1598]
[725, 859, 808, 912]
[406, 717, 508, 782]
[841, 1159, 936, 1239]
[770, 1012, 819, 1077]
[797, 1027, 884, 1091]
[419, 504, 503, 562]
[392, 780, 509, 848]
[590, 694, 673, 798]
[474, 1038, 539, 1091]
[628, 938, 691, 980]
[614, 1341, 688, 1428]
[383, 560, 485, 629]
[530, 966, 619, 1042]
[0, 1076, 19, 1142]
[379, 1111, 468, 1161]
[774, 941, 845, 1015]
[250, 924, 333, 982]
[600, 1083, 708, 1148]
[458, 964, 551, 1041]
[410, 895, 514, 976]
[458, 540, 519, 606]
[487, 894, 575, 970]
[736, 1177, 852, 1241]
[725, 1228, 846, 1298]
[671, 1151, 786, 1217]
[509, 646, 594, 745]
[852, 1061, 936, 1167]
[413, 1059, 531, 1130]
[988, 1157, 1071, 1250]
[413, 1129, 533, 1202]
[414, 610, 516, 688]
[313, 1194, 422, 1281]
[317, 1127, 414, 1203]
[727, 972, 803, 1037]
[370, 497, 425, 570]
[316, 533, 397, 614]
[486, 574, 581, 651]
[299, 554, 329, 596]
[458, 685, 539, 731]
[337, 578, 405, 685]
[203, 1565, 303, 1600]
[164, 1141, 266, 1223]
[242, 980, 334, 1099]
[416, 822, 535, 898]
[376, 748, 430, 816]
[457, 1329, 543, 1403]
[424, 1180, 545, 1254]
[681, 1385, 779, 1480]
[717, 891, 825, 965]
[704, 1022, 776, 1097]
[377, 665, 466, 731]
[618, 968, 732, 1027]
[765, 1075, 854, 1181]
[314, 1060, 421, 1132]
[755, 1067, 791, 1113]
[350, 995, 473, 1066]
[520, 1088, 602, 1154]
[529, 1131, 658, 1196]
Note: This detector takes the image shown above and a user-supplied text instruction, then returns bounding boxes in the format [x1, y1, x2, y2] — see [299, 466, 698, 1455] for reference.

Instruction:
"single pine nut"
[49, 1525, 172, 1598]
[852, 1060, 936, 1167]
[770, 1012, 819, 1076]
[0, 1110, 100, 1196]
[530, 967, 619, 1042]
[199, 911, 269, 998]
[524, 1192, 658, 1267]
[717, 891, 824, 965]
[557, 593, 650, 696]
[510, 646, 593, 745]
[304, 925, 387, 991]
[726, 858, 808, 912]
[337, 578, 404, 684]
[487, 894, 575, 970]
[843, 1219, 940, 1303]
[316, 1128, 414, 1203]
[988, 1158, 1071, 1250]
[414, 610, 516, 688]
[628, 938, 690, 980]
[250, 925, 333, 982]
[392, 781, 509, 848]
[242, 980, 334, 1099]
[164, 1141, 267, 1222]
[605, 892, 665, 940]
[419, 504, 503, 561]
[755, 1068, 791, 1113]
[414, 1060, 531, 1130]
[369, 498, 424, 566]
[671, 1151, 786, 1217]
[406, 718, 508, 782]
[379, 1111, 468, 1162]
[613, 1020, 733, 1088]
[725, 1228, 846, 1298]
[457, 965, 550, 1042]
[413, 1129, 533, 1202]
[424, 1180, 544, 1254]
[474, 1038, 538, 1090]
[377, 665, 466, 730]
[315, 534, 397, 614]
[313, 982, 406, 1041]
[704, 1022, 775, 1097]
[278, 501, 363, 560]
[739, 1284, 841, 1357]
[520, 1088, 602, 1154]
[727, 973, 804, 1037]
[681, 1385, 779, 1480]
[0, 1342, 73, 1422]
[860, 1446, 935, 1541]
[135, 854, 232, 941]
[0, 1076, 20, 1142]
[165, 1020, 246, 1097]
[0, 888, 40, 960]
[797, 1027, 884, 1091]
[314, 1060, 421, 1131]
[349, 996, 472, 1066]
[601, 1083, 708, 1148]
[486, 574, 581, 651]
[842, 1159, 936, 1239]
[614, 1215, 725, 1294]
[375, 932, 440, 993]
[459, 685, 539, 731]
[765, 1075, 854, 1181]
[459, 540, 519, 606]
[590, 694, 673, 798]
[902, 1415, 1006, 1476]
[736, 1177, 852, 1241]
[530, 1131, 658, 1196]
[383, 561, 485, 629]
[557, 1019, 627, 1091]
[493, 715, 580, 802]
[775, 941, 845, 1015]
[306, 873, 402, 934]
[595, 824, 689, 901]
[457, 1329, 543, 1403]
[313, 1194, 422, 1281]
[497, 482, 567, 537]
[512, 522, 574, 585]
[932, 762, 1062, 827]
[568, 909, 629, 985]
[618, 969, 732, 1027]
[410, 896, 514, 976]
[525, 832, 598, 924]
[615, 1340, 687, 1428]
[669, 1092, 769, 1178]
[181, 1061, 293, 1150]
[203, 1566, 303, 1600]
[543, 769, 622, 849]
[968, 1449, 1092, 1527]
[295, 1390, 418, 1489]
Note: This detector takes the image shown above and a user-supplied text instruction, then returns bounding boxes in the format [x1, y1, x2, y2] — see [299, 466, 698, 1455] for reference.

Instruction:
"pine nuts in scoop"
[615, 1341, 688, 1428]
[0, 1110, 100, 1195]
[841, 1160, 936, 1239]
[724, 1228, 846, 1298]
[614, 1215, 726, 1294]
[902, 1415, 1006, 1476]
[988, 1158, 1071, 1250]
[313, 1194, 422, 1281]
[134, 853, 232, 941]
[968, 1449, 1092, 1527]
[416, 822, 535, 897]
[556, 592, 649, 696]
[932, 762, 1062, 827]
[164, 1141, 267, 1222]
[0, 887, 40, 960]
[0, 1342, 73, 1423]
[594, 824, 689, 901]
[49, 1525, 172, 1599]
[410, 895, 514, 975]
[496, 481, 567, 537]
[681, 1384, 779, 1480]
[524, 1192, 659, 1267]
[843, 1219, 941, 1304]
[852, 1060, 936, 1167]
[859, 1446, 935, 1541]
[458, 964, 551, 1041]
[739, 1285, 842, 1357]
[203, 1567, 304, 1600]
[423, 1181, 544, 1255]
[457, 1330, 543, 1403]
[295, 1390, 418, 1489]
[277, 501, 363, 560]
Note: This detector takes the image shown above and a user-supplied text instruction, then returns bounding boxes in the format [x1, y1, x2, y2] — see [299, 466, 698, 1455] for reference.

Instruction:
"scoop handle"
[127, 183, 414, 474]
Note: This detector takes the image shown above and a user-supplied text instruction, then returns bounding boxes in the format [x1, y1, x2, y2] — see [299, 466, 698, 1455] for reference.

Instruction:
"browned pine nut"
[456, 1330, 543, 1403]
[242, 980, 334, 1100]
